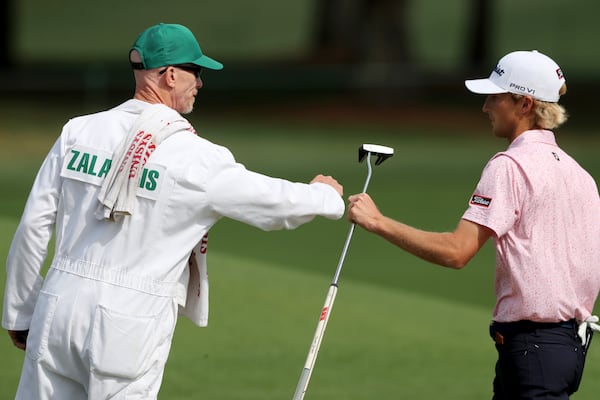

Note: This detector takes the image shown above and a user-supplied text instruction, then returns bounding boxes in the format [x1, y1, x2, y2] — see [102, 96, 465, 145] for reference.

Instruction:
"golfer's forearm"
[372, 216, 467, 269]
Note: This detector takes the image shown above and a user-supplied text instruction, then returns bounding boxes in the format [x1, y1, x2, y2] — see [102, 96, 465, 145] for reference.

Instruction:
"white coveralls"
[2, 99, 345, 399]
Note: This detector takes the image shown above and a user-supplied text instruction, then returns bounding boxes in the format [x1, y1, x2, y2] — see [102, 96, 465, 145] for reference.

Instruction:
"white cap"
[465, 50, 565, 102]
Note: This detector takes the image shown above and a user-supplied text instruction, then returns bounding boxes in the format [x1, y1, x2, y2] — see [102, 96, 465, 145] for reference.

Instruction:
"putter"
[292, 143, 394, 400]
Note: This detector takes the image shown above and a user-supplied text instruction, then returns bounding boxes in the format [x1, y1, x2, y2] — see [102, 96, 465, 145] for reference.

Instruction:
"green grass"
[162, 253, 498, 400]
[1, 104, 600, 398]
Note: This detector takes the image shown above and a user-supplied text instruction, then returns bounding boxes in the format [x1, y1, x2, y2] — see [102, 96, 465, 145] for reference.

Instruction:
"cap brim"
[193, 54, 223, 71]
[464, 78, 506, 95]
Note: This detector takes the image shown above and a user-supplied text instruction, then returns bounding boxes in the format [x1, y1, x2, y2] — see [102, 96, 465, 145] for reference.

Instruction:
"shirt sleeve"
[205, 147, 345, 231]
[2, 137, 63, 330]
[462, 154, 524, 238]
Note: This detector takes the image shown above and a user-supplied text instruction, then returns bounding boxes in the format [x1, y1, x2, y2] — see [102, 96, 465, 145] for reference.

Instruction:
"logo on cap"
[509, 83, 536, 96]
[493, 65, 505, 76]
[556, 68, 564, 80]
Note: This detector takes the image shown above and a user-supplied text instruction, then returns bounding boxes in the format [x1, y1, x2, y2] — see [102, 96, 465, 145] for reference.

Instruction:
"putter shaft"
[292, 146, 392, 400]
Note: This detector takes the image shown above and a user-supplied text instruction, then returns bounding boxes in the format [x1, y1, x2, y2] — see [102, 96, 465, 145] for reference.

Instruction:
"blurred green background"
[1, 0, 599, 399]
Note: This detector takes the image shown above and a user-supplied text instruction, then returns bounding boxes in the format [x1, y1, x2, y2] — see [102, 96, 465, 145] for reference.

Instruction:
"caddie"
[2, 23, 345, 399]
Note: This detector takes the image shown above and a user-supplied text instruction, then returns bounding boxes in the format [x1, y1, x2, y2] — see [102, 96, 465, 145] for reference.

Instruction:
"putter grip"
[292, 368, 311, 400]
[292, 285, 338, 400]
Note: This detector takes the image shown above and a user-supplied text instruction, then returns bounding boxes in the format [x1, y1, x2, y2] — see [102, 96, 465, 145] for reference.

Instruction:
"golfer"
[2, 23, 344, 399]
[348, 50, 600, 399]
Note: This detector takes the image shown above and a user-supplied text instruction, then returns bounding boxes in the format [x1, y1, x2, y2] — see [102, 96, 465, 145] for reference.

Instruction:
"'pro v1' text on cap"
[130, 23, 223, 71]
[465, 50, 564, 102]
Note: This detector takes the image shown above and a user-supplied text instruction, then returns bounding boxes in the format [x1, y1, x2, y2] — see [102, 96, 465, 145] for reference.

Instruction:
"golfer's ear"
[521, 96, 535, 113]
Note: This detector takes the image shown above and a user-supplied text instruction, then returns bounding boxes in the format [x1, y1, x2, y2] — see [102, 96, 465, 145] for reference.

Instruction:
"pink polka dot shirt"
[463, 130, 600, 323]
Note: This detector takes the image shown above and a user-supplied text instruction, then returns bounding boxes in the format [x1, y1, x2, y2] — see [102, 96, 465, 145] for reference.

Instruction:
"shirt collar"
[509, 129, 557, 149]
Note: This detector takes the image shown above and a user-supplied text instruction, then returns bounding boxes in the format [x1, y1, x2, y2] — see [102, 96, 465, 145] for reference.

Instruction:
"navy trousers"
[489, 320, 588, 400]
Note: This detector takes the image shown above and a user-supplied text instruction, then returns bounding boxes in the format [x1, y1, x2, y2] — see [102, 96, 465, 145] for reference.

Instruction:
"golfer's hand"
[8, 330, 28, 351]
[311, 174, 343, 197]
[348, 193, 383, 232]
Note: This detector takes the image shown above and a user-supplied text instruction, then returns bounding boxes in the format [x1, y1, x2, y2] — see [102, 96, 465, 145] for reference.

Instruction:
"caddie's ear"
[159, 66, 177, 88]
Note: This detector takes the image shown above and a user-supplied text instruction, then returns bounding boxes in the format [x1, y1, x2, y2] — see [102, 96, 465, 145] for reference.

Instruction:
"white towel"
[178, 235, 210, 327]
[96, 104, 193, 221]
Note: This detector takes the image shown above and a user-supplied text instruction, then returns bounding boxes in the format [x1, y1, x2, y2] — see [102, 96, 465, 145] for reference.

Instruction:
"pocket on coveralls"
[89, 305, 165, 380]
[25, 291, 59, 361]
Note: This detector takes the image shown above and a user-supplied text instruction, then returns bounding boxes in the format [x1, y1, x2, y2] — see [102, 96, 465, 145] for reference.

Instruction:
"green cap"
[130, 23, 223, 70]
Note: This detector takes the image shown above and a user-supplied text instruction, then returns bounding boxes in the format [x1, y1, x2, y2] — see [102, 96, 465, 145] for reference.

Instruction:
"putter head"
[359, 144, 394, 165]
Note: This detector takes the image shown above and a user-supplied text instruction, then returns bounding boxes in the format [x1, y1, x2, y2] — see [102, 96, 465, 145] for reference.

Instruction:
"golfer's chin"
[491, 125, 509, 139]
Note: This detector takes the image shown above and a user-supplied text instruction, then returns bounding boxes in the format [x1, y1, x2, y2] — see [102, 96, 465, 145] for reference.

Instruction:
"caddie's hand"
[348, 193, 383, 232]
[8, 329, 28, 351]
[311, 174, 343, 197]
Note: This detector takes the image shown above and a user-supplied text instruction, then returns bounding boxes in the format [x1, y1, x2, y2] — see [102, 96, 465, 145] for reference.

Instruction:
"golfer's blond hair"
[511, 83, 568, 130]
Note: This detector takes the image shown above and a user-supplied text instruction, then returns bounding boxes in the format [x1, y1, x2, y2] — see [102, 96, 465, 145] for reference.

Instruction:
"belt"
[490, 319, 577, 345]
